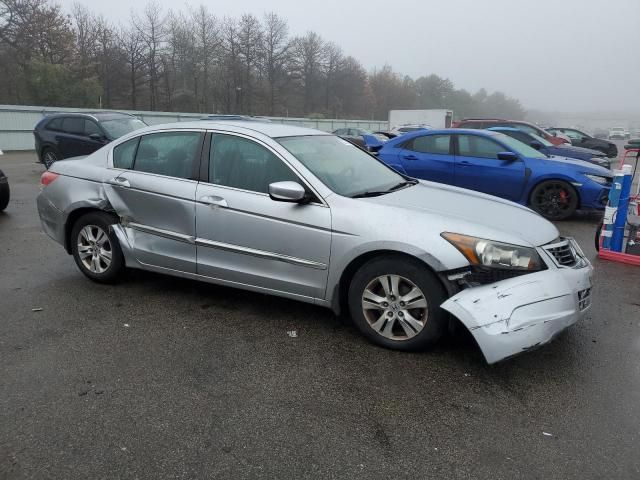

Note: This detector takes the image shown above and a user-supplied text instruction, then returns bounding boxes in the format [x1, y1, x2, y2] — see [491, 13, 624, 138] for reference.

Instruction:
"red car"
[452, 118, 570, 146]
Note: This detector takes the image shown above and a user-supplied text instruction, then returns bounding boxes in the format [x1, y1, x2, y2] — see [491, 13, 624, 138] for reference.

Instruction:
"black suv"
[33, 112, 147, 168]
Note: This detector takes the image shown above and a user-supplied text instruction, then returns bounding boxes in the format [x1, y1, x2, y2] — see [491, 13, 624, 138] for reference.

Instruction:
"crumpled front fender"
[441, 267, 592, 364]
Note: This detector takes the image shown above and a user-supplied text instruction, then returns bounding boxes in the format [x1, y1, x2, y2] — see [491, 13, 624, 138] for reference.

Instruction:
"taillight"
[41, 171, 59, 186]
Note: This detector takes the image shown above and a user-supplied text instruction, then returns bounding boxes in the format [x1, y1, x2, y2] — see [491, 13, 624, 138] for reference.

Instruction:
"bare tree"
[322, 42, 342, 116]
[237, 13, 262, 114]
[118, 25, 145, 109]
[191, 5, 219, 112]
[133, 1, 166, 110]
[262, 12, 289, 116]
[291, 31, 326, 114]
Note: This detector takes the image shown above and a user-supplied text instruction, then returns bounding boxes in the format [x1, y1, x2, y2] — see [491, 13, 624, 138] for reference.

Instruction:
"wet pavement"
[1, 152, 639, 479]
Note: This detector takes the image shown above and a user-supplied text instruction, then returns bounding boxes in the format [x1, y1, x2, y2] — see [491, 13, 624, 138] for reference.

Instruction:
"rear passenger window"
[113, 137, 139, 169]
[458, 135, 503, 159]
[209, 134, 299, 193]
[62, 117, 85, 135]
[406, 135, 451, 155]
[46, 118, 63, 131]
[133, 131, 202, 179]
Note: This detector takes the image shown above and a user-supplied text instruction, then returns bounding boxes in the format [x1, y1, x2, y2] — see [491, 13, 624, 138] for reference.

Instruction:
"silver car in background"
[37, 121, 593, 363]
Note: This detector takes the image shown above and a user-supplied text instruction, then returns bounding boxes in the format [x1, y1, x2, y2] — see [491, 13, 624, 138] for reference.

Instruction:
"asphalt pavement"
[1, 151, 639, 479]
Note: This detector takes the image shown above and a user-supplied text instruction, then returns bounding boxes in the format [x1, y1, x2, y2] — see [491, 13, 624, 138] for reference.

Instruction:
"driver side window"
[209, 134, 299, 194]
[458, 135, 504, 159]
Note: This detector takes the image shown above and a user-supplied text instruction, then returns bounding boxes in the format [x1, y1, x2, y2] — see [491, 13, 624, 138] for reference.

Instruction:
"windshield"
[493, 133, 548, 159]
[100, 117, 147, 139]
[276, 135, 406, 197]
[528, 131, 553, 147]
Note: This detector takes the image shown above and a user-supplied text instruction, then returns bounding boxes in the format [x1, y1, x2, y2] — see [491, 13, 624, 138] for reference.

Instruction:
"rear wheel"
[530, 180, 578, 221]
[70, 212, 125, 283]
[348, 255, 448, 351]
[42, 148, 59, 169]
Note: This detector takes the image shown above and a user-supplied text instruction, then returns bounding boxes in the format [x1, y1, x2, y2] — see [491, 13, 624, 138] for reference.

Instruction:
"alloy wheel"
[43, 151, 57, 169]
[361, 274, 429, 340]
[77, 225, 112, 274]
[532, 182, 574, 218]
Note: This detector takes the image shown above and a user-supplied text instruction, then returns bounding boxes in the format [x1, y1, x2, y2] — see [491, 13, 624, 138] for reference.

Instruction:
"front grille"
[544, 239, 578, 267]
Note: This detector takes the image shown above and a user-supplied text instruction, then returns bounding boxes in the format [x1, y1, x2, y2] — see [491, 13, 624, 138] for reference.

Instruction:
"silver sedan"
[37, 121, 593, 363]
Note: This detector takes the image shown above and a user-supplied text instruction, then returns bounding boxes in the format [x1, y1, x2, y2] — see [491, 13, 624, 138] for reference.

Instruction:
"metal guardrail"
[0, 104, 389, 151]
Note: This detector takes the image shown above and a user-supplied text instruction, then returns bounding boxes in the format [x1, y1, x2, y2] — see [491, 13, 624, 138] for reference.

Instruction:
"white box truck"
[389, 109, 454, 132]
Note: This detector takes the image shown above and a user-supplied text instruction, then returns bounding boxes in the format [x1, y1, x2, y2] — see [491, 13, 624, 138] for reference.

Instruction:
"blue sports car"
[377, 129, 612, 220]
[487, 127, 612, 169]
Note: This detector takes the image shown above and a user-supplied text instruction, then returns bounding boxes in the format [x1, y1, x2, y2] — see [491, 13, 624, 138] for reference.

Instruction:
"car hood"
[543, 155, 612, 175]
[360, 181, 558, 247]
[552, 144, 605, 157]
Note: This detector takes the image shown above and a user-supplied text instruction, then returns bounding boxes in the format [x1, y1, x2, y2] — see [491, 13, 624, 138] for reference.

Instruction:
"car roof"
[43, 112, 136, 121]
[487, 126, 523, 132]
[389, 128, 501, 141]
[140, 120, 329, 138]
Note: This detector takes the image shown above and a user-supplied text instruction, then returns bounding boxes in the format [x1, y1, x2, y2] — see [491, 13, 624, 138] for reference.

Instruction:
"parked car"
[487, 127, 612, 169]
[607, 127, 627, 140]
[36, 122, 594, 364]
[453, 118, 570, 146]
[547, 127, 618, 158]
[332, 128, 387, 152]
[389, 124, 432, 136]
[0, 169, 9, 212]
[378, 129, 612, 220]
[33, 112, 148, 168]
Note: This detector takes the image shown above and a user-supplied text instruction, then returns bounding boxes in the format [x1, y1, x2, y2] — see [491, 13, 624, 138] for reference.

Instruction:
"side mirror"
[530, 141, 544, 150]
[89, 133, 104, 141]
[497, 151, 518, 162]
[268, 181, 306, 203]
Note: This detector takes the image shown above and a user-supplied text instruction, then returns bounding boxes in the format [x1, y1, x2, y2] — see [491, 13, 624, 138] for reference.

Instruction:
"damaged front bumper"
[441, 239, 593, 364]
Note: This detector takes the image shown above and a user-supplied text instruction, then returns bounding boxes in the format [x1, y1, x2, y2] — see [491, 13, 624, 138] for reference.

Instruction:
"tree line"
[0, 0, 527, 120]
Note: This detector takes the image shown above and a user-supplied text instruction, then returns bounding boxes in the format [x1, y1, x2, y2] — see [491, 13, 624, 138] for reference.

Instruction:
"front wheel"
[348, 255, 448, 351]
[529, 180, 578, 221]
[70, 212, 125, 283]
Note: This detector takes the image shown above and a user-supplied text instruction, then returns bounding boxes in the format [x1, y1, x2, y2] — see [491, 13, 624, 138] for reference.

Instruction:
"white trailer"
[389, 109, 454, 130]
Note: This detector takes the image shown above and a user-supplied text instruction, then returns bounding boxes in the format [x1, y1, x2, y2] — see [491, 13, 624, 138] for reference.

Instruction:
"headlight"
[442, 233, 544, 271]
[585, 174, 610, 185]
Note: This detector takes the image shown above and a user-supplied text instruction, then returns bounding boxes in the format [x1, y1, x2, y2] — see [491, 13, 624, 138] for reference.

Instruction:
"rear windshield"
[100, 117, 147, 139]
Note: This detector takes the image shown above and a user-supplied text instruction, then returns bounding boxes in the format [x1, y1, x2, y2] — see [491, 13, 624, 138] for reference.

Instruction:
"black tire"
[595, 222, 602, 251]
[529, 180, 579, 221]
[41, 148, 59, 169]
[0, 174, 9, 212]
[348, 255, 448, 351]
[70, 211, 125, 284]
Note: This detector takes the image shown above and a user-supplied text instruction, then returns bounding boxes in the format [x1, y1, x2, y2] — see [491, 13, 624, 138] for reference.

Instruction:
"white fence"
[0, 104, 389, 151]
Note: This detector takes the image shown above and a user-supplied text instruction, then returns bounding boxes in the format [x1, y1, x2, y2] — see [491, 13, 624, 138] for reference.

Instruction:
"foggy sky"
[62, 0, 640, 113]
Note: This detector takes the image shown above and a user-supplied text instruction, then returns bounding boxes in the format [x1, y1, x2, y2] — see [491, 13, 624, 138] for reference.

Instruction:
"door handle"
[199, 195, 228, 208]
[403, 154, 418, 160]
[107, 176, 131, 188]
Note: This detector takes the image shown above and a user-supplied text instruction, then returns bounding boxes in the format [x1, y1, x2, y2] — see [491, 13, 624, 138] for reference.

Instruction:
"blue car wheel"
[529, 180, 579, 221]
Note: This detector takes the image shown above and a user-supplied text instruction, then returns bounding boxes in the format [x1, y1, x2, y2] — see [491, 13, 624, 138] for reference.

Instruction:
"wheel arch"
[330, 249, 455, 316]
[63, 206, 118, 253]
